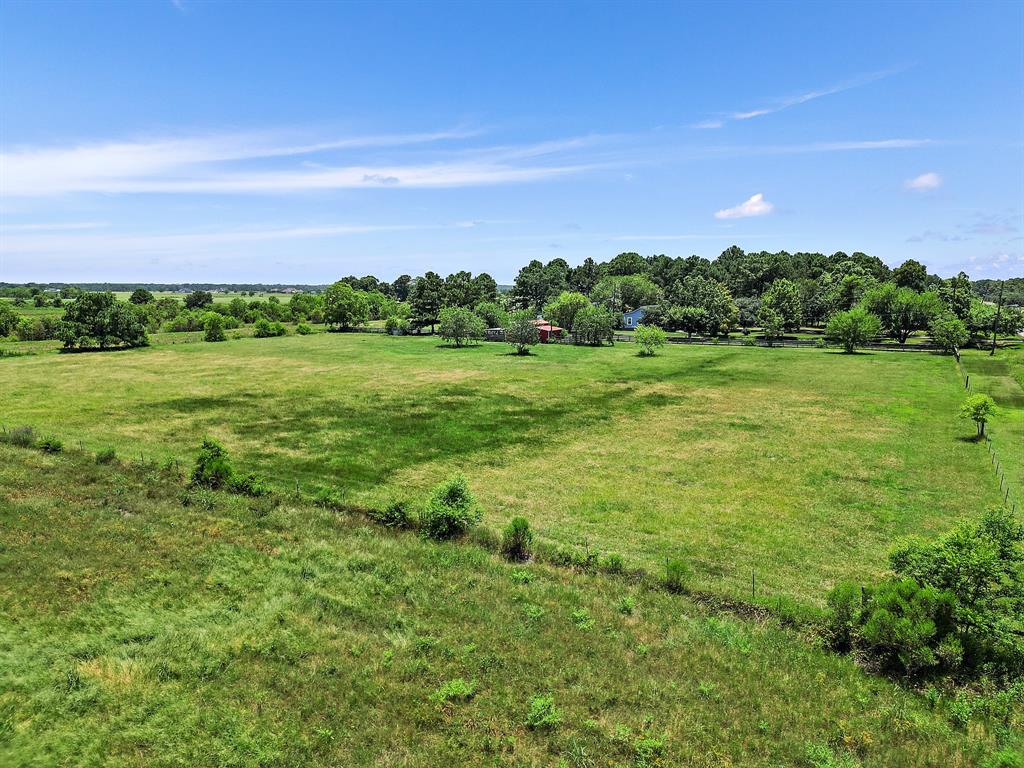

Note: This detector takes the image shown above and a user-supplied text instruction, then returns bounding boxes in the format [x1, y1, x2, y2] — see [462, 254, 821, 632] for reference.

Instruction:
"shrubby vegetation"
[419, 474, 482, 540]
[827, 508, 1023, 680]
[59, 292, 148, 350]
[634, 324, 666, 356]
[961, 394, 997, 438]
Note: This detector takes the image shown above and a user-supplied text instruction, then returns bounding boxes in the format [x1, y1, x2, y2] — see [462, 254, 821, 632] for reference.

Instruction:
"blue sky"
[1, 0, 1021, 283]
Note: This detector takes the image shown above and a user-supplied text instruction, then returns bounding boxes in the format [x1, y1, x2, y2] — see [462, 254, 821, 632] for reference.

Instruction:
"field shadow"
[152, 379, 681, 492]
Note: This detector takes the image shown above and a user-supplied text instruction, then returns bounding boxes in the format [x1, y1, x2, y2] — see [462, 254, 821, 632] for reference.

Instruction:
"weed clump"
[1, 425, 36, 448]
[500, 516, 533, 561]
[95, 447, 117, 464]
[525, 694, 562, 730]
[190, 438, 234, 489]
[38, 436, 63, 453]
[369, 500, 411, 529]
[663, 558, 690, 594]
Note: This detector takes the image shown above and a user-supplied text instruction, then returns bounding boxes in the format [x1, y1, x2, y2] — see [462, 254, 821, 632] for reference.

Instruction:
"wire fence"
[954, 348, 1018, 515]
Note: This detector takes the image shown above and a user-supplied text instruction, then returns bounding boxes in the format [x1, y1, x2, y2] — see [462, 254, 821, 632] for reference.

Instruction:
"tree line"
[1, 247, 1021, 351]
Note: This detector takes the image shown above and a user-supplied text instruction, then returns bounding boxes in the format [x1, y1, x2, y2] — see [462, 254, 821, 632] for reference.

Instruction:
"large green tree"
[543, 291, 591, 332]
[408, 272, 445, 332]
[59, 292, 148, 350]
[322, 281, 370, 330]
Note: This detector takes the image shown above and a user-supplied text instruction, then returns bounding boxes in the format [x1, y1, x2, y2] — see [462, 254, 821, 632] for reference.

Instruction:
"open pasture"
[0, 333, 1007, 606]
[1, 445, 1003, 767]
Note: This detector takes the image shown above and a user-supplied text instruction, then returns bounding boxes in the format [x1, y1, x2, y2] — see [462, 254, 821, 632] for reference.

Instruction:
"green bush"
[500, 516, 533, 561]
[203, 313, 226, 342]
[253, 318, 286, 338]
[418, 474, 482, 540]
[603, 552, 625, 574]
[663, 558, 690, 594]
[295, 322, 313, 335]
[38, 436, 63, 453]
[95, 447, 117, 464]
[634, 324, 667, 356]
[1, 425, 36, 448]
[524, 694, 562, 730]
[369, 500, 411, 529]
[826, 508, 1023, 679]
[230, 472, 270, 497]
[189, 438, 234, 490]
[430, 678, 475, 704]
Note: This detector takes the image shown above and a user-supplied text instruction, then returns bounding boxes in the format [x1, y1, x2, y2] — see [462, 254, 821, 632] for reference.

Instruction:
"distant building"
[530, 319, 565, 343]
[622, 305, 655, 329]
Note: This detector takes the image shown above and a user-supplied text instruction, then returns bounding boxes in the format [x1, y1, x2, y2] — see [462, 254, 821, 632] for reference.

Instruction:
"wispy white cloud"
[0, 221, 108, 232]
[714, 193, 774, 220]
[0, 222, 460, 255]
[905, 171, 942, 190]
[0, 128, 590, 197]
[693, 68, 902, 129]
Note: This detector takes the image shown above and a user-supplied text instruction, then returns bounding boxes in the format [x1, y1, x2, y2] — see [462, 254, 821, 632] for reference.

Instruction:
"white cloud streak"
[714, 193, 774, 220]
[694, 68, 902, 128]
[0, 129, 597, 197]
[0, 223, 459, 255]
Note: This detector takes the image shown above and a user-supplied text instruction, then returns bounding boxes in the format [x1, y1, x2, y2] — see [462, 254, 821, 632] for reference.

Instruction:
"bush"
[369, 500, 411, 529]
[295, 322, 313, 335]
[827, 508, 1023, 679]
[229, 472, 270, 497]
[419, 474, 483, 540]
[0, 425, 36, 447]
[500, 516, 533, 561]
[663, 558, 690, 594]
[430, 678, 475, 704]
[929, 312, 969, 353]
[603, 552, 624, 574]
[189, 438, 234, 489]
[253, 318, 286, 338]
[203, 313, 226, 342]
[38, 436, 63, 453]
[573, 304, 616, 346]
[524, 694, 562, 730]
[95, 447, 117, 464]
[634, 324, 666, 356]
[385, 315, 411, 335]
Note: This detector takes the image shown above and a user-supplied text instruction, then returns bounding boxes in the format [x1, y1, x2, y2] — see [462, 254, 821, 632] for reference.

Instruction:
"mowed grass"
[0, 446, 1010, 768]
[0, 333, 1006, 606]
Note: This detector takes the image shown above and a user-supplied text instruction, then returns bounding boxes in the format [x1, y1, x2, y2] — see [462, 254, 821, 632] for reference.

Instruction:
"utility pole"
[990, 280, 1004, 357]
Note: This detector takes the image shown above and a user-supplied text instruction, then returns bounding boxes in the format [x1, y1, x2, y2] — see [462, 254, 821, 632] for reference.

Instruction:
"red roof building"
[531, 319, 564, 343]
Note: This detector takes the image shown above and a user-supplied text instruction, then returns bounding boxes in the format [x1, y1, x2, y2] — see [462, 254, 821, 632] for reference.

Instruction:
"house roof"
[530, 320, 564, 332]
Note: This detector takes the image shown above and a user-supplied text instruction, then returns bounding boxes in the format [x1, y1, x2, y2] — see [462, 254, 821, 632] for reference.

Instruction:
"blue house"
[621, 305, 654, 329]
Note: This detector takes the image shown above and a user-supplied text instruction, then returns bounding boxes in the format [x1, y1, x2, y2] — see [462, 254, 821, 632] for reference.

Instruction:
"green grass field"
[0, 333, 1012, 608]
[0, 445, 1012, 767]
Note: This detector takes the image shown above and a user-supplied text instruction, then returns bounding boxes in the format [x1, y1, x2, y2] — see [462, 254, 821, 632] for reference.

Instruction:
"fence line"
[955, 352, 1018, 515]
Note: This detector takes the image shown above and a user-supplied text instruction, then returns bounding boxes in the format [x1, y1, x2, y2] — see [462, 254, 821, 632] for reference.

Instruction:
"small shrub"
[369, 500, 411, 529]
[1, 425, 36, 448]
[500, 516, 533, 561]
[603, 552, 625, 574]
[430, 678, 475, 704]
[230, 472, 270, 497]
[95, 447, 117, 464]
[634, 324, 666, 356]
[312, 488, 345, 511]
[295, 323, 313, 335]
[253, 318, 286, 338]
[203, 313, 226, 342]
[616, 595, 636, 615]
[663, 558, 690, 594]
[525, 694, 562, 730]
[38, 436, 63, 453]
[189, 438, 234, 489]
[571, 608, 594, 629]
[418, 474, 482, 540]
[741, 336, 756, 347]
